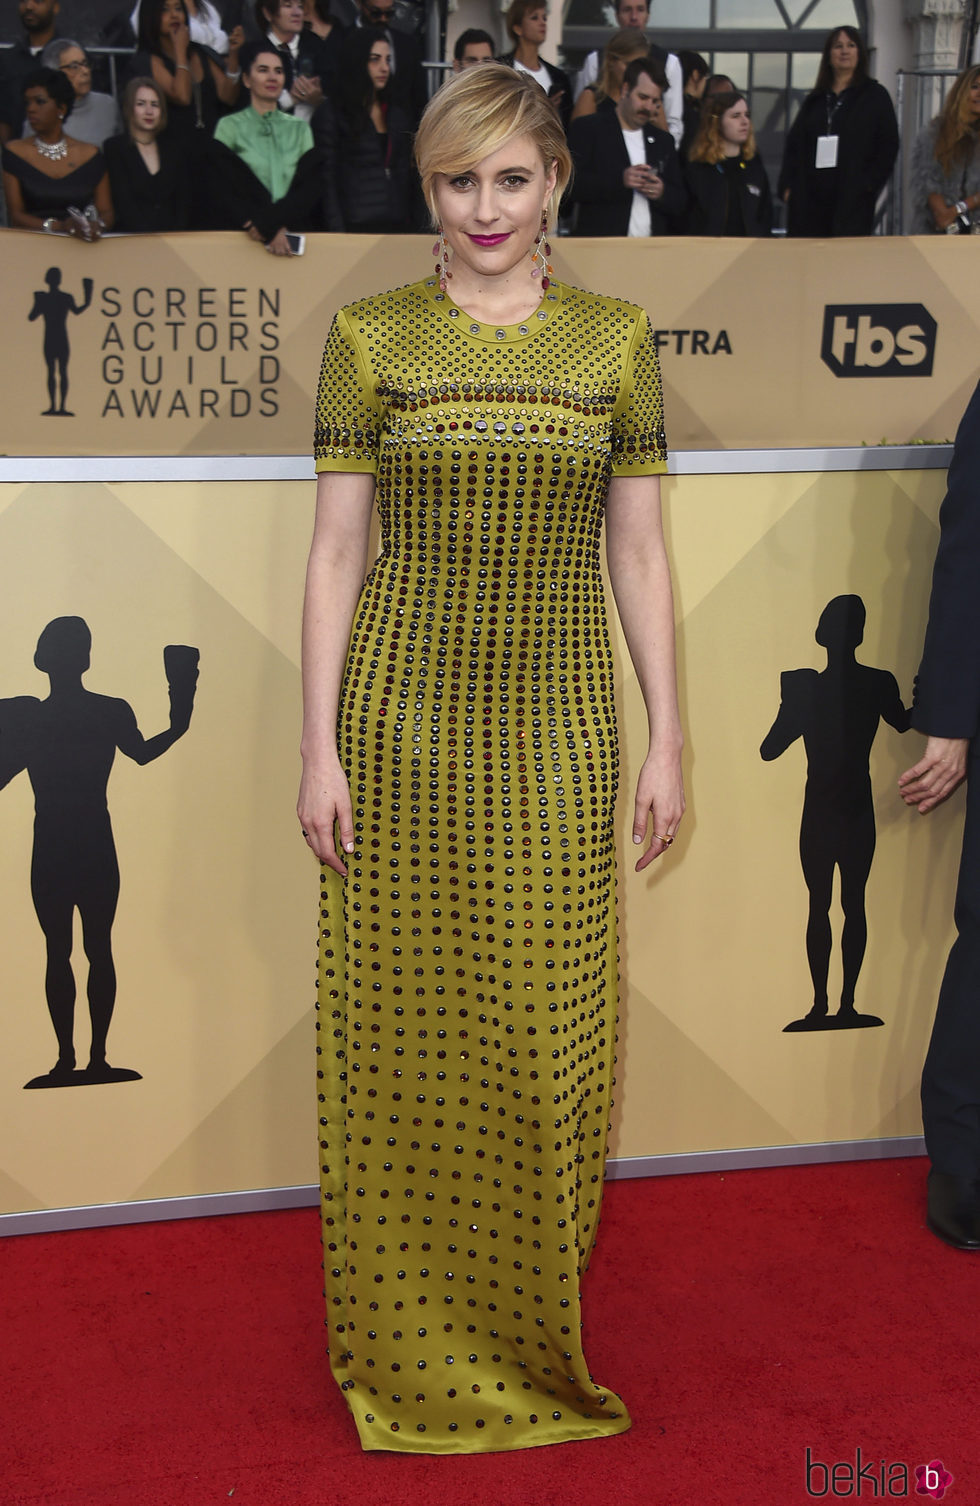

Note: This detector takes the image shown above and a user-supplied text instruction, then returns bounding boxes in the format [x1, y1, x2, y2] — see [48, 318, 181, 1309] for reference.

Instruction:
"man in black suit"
[568, 57, 686, 236]
[900, 380, 980, 1249]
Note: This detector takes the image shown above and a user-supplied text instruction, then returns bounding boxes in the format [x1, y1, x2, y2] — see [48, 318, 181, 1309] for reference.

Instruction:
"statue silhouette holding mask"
[0, 618, 199, 1088]
[761, 595, 911, 1031]
[28, 267, 93, 417]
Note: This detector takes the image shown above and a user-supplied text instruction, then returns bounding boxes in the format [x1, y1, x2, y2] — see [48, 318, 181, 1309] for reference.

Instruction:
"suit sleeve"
[655, 136, 687, 220]
[912, 380, 980, 739]
[567, 117, 630, 208]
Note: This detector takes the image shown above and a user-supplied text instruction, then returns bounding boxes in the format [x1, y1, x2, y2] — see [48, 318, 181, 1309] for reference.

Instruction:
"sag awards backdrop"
[0, 232, 969, 1230]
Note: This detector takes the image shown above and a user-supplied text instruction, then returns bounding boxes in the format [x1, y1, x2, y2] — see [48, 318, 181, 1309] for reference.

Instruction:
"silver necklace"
[35, 135, 68, 161]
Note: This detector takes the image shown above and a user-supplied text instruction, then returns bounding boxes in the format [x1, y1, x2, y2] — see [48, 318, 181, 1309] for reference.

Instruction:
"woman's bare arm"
[605, 472, 685, 869]
[297, 469, 376, 874]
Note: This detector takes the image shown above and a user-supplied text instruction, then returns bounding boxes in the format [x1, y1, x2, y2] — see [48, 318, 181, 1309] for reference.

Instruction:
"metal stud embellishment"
[311, 276, 666, 1452]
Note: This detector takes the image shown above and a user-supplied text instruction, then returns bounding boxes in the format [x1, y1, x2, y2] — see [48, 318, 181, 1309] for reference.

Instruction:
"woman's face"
[23, 84, 62, 136]
[514, 6, 547, 46]
[132, 85, 163, 132]
[58, 46, 92, 98]
[434, 132, 557, 284]
[160, 0, 188, 40]
[246, 50, 286, 100]
[830, 31, 859, 74]
[721, 98, 751, 146]
[367, 39, 391, 93]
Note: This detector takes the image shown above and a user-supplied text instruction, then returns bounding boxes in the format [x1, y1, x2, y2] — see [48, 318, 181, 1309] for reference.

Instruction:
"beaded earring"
[432, 227, 451, 292]
[530, 213, 553, 291]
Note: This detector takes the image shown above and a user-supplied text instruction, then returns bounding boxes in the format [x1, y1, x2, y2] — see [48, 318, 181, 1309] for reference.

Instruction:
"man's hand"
[899, 736, 969, 813]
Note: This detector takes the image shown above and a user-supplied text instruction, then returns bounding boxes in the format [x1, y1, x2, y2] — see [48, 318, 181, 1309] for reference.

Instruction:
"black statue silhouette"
[761, 595, 911, 1032]
[28, 267, 93, 417]
[0, 619, 199, 1088]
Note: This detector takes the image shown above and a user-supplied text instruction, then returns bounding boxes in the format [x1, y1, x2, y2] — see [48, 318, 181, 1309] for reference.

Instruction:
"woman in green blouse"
[211, 39, 322, 253]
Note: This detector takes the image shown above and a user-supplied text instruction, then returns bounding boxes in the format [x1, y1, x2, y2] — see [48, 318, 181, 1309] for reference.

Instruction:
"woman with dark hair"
[778, 25, 898, 237]
[211, 41, 323, 251]
[104, 77, 191, 231]
[315, 27, 416, 232]
[499, 0, 572, 131]
[908, 65, 980, 233]
[684, 90, 772, 235]
[2, 68, 113, 237]
[130, 0, 241, 143]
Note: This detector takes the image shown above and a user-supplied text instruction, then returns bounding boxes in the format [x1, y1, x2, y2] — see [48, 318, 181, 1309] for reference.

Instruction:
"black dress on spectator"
[104, 132, 192, 230]
[685, 153, 773, 235]
[314, 96, 415, 231]
[778, 77, 898, 237]
[1, 142, 106, 217]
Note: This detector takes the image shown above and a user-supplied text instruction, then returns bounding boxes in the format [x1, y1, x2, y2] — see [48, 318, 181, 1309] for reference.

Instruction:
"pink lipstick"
[468, 233, 511, 246]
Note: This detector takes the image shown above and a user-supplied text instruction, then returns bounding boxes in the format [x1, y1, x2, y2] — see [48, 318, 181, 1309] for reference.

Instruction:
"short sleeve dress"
[312, 276, 667, 1454]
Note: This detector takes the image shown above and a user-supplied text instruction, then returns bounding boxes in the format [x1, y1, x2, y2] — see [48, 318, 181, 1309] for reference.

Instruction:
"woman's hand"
[298, 756, 355, 875]
[265, 227, 294, 255]
[931, 199, 961, 231]
[632, 743, 685, 872]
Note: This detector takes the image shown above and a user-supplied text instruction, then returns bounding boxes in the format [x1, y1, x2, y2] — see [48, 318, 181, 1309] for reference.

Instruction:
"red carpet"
[3, 1157, 979, 1506]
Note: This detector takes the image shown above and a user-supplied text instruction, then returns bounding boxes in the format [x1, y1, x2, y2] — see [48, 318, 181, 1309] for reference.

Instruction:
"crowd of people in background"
[1, 0, 977, 247]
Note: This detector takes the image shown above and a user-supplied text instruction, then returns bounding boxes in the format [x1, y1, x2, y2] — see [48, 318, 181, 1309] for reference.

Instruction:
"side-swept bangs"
[414, 63, 572, 228]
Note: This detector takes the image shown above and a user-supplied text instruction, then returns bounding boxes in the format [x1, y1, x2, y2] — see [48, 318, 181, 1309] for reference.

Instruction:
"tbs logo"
[821, 304, 937, 377]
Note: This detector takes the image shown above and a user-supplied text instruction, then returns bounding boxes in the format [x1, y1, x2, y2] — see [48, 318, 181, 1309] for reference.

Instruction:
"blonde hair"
[934, 65, 980, 176]
[595, 27, 648, 103]
[688, 90, 757, 165]
[414, 63, 572, 228]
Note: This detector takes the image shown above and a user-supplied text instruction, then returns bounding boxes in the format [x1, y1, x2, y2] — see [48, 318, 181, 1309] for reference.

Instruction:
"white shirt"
[514, 59, 551, 93]
[621, 125, 651, 237]
[575, 45, 684, 149]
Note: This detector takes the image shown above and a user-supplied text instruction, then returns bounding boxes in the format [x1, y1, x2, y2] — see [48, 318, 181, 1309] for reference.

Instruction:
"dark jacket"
[778, 76, 898, 237]
[208, 137, 324, 239]
[498, 52, 572, 133]
[314, 97, 416, 231]
[913, 381, 980, 740]
[104, 133, 192, 232]
[684, 152, 773, 236]
[568, 110, 686, 236]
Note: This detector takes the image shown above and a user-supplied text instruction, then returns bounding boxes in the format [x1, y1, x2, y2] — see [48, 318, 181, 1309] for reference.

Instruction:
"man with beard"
[568, 56, 686, 236]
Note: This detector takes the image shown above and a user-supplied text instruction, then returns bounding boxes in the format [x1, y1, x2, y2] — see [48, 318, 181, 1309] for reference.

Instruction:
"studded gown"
[312, 276, 667, 1453]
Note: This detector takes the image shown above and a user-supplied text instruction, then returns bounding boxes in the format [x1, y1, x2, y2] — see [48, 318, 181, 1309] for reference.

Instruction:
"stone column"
[902, 0, 968, 124]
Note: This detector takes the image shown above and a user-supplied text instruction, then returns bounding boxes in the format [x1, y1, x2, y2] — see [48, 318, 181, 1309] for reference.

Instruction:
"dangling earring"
[432, 227, 451, 293]
[530, 213, 553, 291]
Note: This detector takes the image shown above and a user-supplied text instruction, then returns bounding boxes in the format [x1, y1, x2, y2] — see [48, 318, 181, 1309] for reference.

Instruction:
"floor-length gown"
[312, 276, 667, 1453]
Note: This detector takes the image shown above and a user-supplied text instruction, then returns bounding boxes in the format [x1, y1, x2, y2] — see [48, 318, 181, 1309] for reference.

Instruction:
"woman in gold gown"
[298, 64, 685, 1454]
